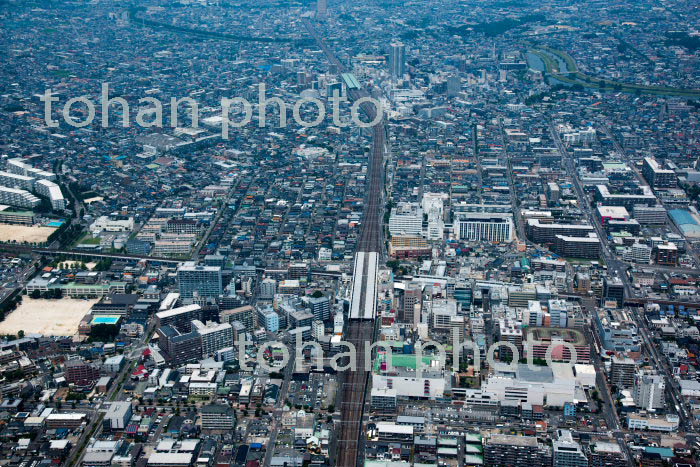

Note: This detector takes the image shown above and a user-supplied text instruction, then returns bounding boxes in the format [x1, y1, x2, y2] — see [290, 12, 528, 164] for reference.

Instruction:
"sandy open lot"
[0, 224, 57, 243]
[0, 297, 97, 336]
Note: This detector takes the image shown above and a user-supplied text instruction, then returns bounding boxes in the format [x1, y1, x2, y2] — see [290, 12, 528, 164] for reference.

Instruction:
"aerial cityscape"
[0, 0, 700, 466]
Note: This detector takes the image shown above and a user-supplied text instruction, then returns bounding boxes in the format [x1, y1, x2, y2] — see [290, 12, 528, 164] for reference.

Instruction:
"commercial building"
[597, 206, 629, 224]
[593, 308, 640, 352]
[388, 202, 423, 236]
[482, 363, 576, 408]
[177, 262, 222, 301]
[399, 282, 422, 326]
[524, 327, 591, 363]
[372, 354, 447, 399]
[389, 235, 431, 258]
[456, 212, 514, 243]
[104, 401, 132, 430]
[627, 413, 680, 432]
[602, 277, 625, 307]
[633, 373, 665, 411]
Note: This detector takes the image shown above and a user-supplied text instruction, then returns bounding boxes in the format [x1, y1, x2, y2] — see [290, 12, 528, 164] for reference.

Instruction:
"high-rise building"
[260, 278, 277, 300]
[548, 299, 568, 328]
[603, 277, 625, 307]
[155, 304, 202, 332]
[655, 242, 678, 266]
[177, 262, 222, 302]
[526, 219, 594, 244]
[308, 295, 331, 321]
[258, 308, 280, 333]
[446, 75, 461, 97]
[316, 0, 327, 17]
[400, 282, 422, 326]
[642, 157, 677, 188]
[156, 325, 202, 365]
[634, 373, 666, 411]
[389, 42, 406, 79]
[552, 430, 588, 467]
[632, 205, 667, 225]
[611, 356, 636, 389]
[497, 319, 522, 361]
[192, 320, 234, 357]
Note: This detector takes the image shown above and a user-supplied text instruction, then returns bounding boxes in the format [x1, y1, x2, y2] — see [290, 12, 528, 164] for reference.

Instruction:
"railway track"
[303, 19, 387, 466]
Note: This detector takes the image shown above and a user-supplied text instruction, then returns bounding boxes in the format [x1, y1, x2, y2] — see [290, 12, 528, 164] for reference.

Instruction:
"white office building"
[482, 363, 577, 408]
[389, 202, 423, 236]
[633, 373, 665, 411]
[627, 413, 679, 432]
[455, 212, 514, 243]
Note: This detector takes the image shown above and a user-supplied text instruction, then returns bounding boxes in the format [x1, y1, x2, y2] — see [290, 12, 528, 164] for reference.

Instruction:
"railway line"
[303, 19, 387, 467]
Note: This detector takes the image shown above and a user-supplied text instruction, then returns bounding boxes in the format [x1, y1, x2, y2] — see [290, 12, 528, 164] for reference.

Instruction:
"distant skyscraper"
[446, 75, 461, 97]
[316, 0, 327, 18]
[389, 42, 406, 79]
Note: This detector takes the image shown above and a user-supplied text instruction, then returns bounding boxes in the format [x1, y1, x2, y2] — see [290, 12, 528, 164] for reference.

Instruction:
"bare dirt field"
[0, 298, 97, 336]
[0, 224, 57, 243]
